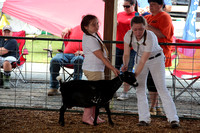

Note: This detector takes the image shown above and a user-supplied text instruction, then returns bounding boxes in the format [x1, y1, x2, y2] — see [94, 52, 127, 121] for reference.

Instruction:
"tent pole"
[0, 12, 4, 21]
[186, 0, 192, 19]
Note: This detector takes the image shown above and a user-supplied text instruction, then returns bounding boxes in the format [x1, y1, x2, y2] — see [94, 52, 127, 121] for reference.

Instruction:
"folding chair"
[43, 46, 75, 82]
[12, 30, 28, 86]
[170, 38, 200, 104]
[44, 26, 83, 81]
[57, 45, 74, 82]
[0, 30, 28, 87]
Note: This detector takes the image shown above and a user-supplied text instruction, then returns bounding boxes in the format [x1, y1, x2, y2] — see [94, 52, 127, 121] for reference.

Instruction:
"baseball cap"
[3, 25, 12, 32]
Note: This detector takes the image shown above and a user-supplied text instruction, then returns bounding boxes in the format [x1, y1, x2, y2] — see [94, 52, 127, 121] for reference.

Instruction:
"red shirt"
[116, 11, 136, 50]
[64, 25, 83, 54]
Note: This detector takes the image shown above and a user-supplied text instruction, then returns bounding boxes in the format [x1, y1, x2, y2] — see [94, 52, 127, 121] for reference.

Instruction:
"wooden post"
[103, 0, 117, 80]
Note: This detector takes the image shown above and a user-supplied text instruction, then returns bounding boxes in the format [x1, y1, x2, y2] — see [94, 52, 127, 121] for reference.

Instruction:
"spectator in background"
[48, 25, 84, 96]
[116, 0, 137, 101]
[137, 0, 172, 16]
[144, 0, 174, 116]
[0, 25, 19, 89]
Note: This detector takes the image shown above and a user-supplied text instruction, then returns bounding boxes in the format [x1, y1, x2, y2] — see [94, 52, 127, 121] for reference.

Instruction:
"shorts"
[83, 70, 104, 80]
[0, 56, 17, 66]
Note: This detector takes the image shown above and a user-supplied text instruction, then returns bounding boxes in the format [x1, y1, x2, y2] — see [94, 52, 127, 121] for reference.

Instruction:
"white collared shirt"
[82, 33, 106, 72]
[124, 30, 162, 57]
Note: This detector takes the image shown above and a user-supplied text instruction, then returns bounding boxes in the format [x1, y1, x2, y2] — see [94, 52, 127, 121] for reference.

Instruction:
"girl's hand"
[121, 65, 128, 72]
[112, 68, 120, 77]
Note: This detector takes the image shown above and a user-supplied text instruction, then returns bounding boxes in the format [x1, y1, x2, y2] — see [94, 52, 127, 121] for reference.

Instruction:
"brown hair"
[131, 16, 147, 27]
[124, 0, 138, 12]
[81, 14, 106, 54]
[130, 16, 147, 46]
[148, 0, 164, 5]
[81, 14, 97, 35]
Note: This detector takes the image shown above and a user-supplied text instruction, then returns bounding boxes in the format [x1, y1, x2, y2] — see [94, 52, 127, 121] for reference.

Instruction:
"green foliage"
[25, 35, 63, 63]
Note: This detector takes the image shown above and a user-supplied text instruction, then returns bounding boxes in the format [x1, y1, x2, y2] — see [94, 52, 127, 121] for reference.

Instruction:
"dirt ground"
[0, 109, 200, 133]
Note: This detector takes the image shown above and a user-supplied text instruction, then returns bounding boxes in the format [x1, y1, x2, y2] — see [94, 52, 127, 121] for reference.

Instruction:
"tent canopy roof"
[2, 0, 104, 37]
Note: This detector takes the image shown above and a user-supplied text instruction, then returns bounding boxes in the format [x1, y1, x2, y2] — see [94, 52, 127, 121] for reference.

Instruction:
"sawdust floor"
[0, 109, 200, 133]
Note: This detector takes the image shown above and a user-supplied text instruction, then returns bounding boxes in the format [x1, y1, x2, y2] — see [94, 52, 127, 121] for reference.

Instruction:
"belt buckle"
[155, 53, 161, 57]
[149, 56, 154, 60]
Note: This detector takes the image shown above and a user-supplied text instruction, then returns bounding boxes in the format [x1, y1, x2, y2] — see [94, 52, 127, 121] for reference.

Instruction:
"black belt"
[149, 53, 161, 60]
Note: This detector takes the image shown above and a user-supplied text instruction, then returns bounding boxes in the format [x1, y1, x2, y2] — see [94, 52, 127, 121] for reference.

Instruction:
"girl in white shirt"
[121, 16, 180, 128]
[81, 14, 120, 125]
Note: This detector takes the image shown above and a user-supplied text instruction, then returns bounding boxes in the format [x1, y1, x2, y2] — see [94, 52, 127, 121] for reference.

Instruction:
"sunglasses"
[123, 5, 131, 8]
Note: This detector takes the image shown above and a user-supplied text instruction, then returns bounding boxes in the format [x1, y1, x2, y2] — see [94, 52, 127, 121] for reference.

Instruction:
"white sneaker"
[117, 92, 129, 100]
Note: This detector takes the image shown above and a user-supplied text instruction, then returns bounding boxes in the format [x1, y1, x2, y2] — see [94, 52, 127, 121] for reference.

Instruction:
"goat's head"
[120, 71, 138, 87]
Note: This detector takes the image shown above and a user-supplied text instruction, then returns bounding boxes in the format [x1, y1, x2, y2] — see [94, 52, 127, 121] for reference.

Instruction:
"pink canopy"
[2, 0, 105, 37]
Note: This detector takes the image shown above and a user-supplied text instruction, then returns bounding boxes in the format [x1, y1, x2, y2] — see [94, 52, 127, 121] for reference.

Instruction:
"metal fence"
[0, 36, 199, 120]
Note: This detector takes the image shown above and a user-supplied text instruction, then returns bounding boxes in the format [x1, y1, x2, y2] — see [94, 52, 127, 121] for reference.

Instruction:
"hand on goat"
[121, 65, 128, 72]
[112, 68, 120, 77]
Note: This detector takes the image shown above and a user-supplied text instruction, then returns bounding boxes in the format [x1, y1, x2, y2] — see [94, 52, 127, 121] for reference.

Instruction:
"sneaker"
[170, 121, 180, 128]
[48, 89, 60, 96]
[3, 75, 10, 89]
[117, 92, 129, 100]
[137, 121, 150, 126]
[150, 107, 156, 115]
[3, 82, 10, 89]
[156, 107, 164, 116]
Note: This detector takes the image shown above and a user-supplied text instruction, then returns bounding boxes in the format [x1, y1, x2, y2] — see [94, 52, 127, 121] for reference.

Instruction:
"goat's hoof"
[59, 121, 65, 127]
[93, 122, 98, 126]
[109, 122, 114, 126]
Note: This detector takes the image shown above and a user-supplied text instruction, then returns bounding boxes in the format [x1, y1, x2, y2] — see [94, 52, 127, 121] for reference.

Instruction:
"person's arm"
[134, 52, 150, 77]
[163, 5, 172, 12]
[0, 47, 9, 55]
[61, 27, 72, 38]
[146, 24, 165, 38]
[121, 42, 131, 72]
[93, 49, 120, 76]
[163, 0, 172, 12]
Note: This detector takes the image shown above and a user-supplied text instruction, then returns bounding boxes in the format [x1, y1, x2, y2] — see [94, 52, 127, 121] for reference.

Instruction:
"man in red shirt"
[48, 25, 84, 96]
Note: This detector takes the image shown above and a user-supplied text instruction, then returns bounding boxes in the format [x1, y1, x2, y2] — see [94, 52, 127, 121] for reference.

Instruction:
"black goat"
[58, 71, 138, 126]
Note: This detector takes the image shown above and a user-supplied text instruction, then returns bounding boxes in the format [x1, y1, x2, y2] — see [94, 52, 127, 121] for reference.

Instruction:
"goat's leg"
[93, 106, 100, 126]
[59, 104, 67, 126]
[105, 103, 114, 126]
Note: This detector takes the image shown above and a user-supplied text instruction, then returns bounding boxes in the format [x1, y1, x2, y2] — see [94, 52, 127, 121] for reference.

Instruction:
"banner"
[183, 0, 199, 41]
[180, 0, 199, 57]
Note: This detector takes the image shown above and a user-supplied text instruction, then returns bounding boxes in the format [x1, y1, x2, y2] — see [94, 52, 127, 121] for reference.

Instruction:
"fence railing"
[0, 36, 199, 119]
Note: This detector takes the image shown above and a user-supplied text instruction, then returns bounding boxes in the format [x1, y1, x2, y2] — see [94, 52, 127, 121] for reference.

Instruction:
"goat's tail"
[56, 76, 63, 85]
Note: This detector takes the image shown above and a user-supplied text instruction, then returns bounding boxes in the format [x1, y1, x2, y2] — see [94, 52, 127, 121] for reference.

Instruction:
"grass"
[25, 34, 63, 63]
[24, 35, 179, 71]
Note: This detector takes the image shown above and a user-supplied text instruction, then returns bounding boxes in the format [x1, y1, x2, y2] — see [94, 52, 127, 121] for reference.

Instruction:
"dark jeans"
[50, 53, 84, 89]
[115, 47, 136, 72]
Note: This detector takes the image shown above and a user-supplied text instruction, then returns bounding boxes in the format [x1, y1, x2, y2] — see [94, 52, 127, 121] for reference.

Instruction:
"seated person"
[48, 25, 84, 96]
[0, 25, 19, 89]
